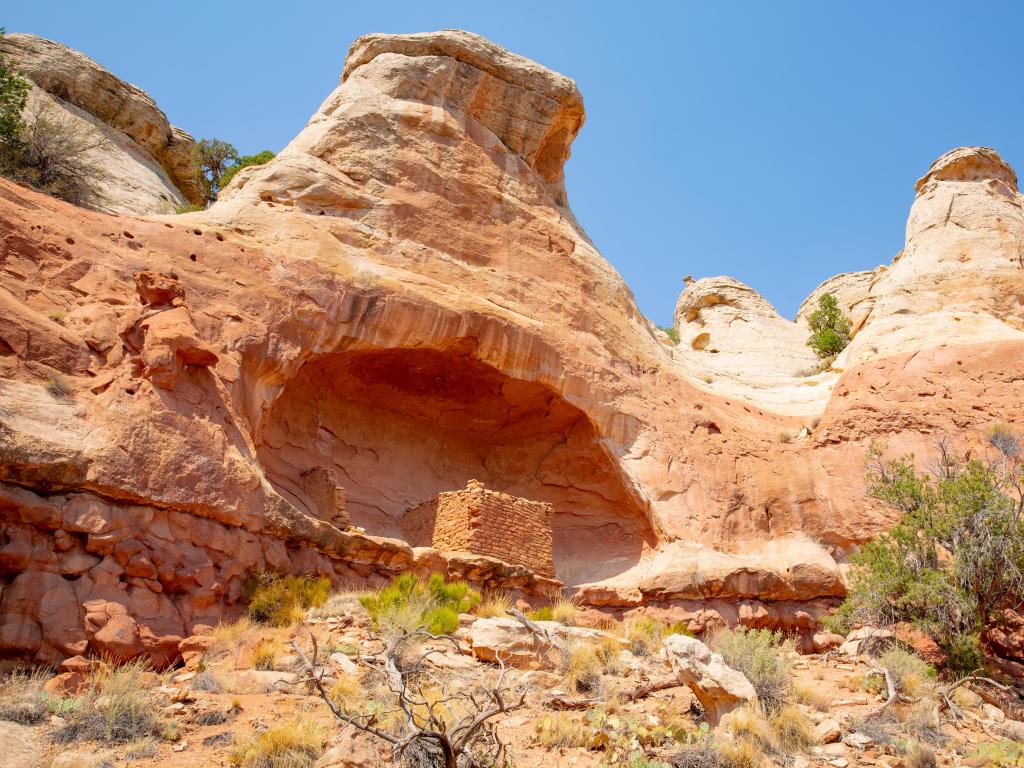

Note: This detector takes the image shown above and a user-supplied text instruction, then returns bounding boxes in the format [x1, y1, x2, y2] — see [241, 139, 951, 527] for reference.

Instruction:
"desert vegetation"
[806, 292, 851, 360]
[0, 34, 108, 206]
[191, 138, 275, 204]
[3, 566, 1024, 767]
[827, 430, 1024, 671]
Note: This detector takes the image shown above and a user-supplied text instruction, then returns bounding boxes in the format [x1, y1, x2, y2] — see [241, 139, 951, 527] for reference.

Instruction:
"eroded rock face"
[0, 30, 1022, 668]
[0, 33, 200, 214]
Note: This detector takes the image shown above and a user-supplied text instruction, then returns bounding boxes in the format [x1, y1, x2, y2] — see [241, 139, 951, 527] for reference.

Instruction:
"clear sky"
[5, 2, 1023, 324]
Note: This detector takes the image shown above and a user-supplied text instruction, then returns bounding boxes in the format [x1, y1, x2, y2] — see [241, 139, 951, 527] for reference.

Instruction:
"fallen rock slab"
[467, 616, 623, 668]
[663, 634, 757, 726]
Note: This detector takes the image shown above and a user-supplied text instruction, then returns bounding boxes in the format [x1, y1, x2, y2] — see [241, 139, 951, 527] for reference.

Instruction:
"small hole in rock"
[65, 237, 75, 245]
[189, 254, 197, 262]
[215, 233, 224, 241]
[123, 231, 134, 239]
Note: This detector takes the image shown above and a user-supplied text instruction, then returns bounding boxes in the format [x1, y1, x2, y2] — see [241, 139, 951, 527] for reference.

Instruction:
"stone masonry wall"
[402, 480, 555, 578]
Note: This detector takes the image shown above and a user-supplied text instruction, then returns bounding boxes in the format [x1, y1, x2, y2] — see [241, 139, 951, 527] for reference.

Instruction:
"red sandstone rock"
[0, 30, 1022, 671]
[44, 671, 88, 697]
[91, 615, 144, 663]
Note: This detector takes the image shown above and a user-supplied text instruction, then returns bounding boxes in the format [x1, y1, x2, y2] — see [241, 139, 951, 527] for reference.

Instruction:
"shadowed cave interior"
[256, 346, 655, 585]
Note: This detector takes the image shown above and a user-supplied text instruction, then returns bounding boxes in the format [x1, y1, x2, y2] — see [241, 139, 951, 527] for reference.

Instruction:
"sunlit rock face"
[0, 33, 201, 214]
[1, 29, 1023, 667]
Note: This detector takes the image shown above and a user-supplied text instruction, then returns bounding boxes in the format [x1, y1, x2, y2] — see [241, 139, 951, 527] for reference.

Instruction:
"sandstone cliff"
[0, 33, 201, 215]
[0, 29, 1022, 668]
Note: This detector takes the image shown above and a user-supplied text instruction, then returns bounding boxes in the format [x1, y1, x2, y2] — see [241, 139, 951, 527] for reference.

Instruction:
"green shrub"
[359, 573, 480, 636]
[219, 149, 275, 190]
[828, 437, 1024, 671]
[806, 293, 851, 359]
[709, 627, 793, 711]
[971, 740, 1024, 767]
[1, 101, 107, 206]
[246, 572, 331, 627]
[658, 325, 681, 345]
[0, 28, 29, 149]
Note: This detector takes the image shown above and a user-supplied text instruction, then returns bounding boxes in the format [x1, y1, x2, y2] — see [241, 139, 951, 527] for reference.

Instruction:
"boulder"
[812, 631, 845, 653]
[178, 633, 217, 671]
[662, 634, 757, 726]
[467, 617, 623, 669]
[44, 671, 88, 697]
[815, 718, 842, 744]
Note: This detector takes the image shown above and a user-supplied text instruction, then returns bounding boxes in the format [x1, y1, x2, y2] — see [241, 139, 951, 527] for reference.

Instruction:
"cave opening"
[256, 345, 654, 585]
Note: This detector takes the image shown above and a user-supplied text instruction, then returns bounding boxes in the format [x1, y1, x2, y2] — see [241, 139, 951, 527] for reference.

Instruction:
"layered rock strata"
[0, 28, 1023, 668]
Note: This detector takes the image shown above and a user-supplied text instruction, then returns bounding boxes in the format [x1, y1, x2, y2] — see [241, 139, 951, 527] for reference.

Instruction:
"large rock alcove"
[255, 346, 654, 585]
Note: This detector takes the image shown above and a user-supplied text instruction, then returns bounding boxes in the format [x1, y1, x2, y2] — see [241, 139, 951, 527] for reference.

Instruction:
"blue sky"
[5, 2, 1023, 324]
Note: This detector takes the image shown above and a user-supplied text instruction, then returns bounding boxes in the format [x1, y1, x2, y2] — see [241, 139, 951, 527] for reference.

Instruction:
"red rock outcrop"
[0, 29, 1022, 667]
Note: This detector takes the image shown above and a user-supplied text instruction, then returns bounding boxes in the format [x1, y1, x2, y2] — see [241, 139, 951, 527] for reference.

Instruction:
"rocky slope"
[1, 29, 1023, 669]
[0, 33, 201, 214]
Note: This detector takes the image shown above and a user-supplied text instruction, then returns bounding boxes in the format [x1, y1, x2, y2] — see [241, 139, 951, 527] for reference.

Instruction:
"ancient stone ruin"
[402, 481, 556, 578]
[300, 467, 350, 530]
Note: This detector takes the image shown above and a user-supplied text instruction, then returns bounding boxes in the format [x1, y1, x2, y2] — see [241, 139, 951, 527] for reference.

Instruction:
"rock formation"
[663, 634, 757, 726]
[0, 33, 201, 215]
[1, 28, 1023, 669]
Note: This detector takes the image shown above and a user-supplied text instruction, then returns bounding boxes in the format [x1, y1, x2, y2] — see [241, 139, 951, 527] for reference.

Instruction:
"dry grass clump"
[899, 701, 946, 745]
[190, 670, 223, 693]
[327, 675, 366, 716]
[45, 370, 72, 398]
[906, 742, 938, 768]
[252, 636, 285, 671]
[0, 667, 51, 724]
[562, 643, 605, 695]
[671, 738, 729, 768]
[534, 712, 590, 749]
[717, 737, 763, 768]
[307, 590, 361, 619]
[53, 659, 160, 745]
[211, 616, 255, 646]
[709, 627, 793, 711]
[246, 573, 331, 627]
[878, 647, 936, 698]
[621, 617, 691, 656]
[229, 717, 325, 768]
[473, 591, 513, 619]
[792, 680, 829, 711]
[767, 703, 816, 753]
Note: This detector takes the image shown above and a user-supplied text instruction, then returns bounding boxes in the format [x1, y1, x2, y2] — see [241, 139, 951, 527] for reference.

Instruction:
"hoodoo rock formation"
[1, 29, 1023, 668]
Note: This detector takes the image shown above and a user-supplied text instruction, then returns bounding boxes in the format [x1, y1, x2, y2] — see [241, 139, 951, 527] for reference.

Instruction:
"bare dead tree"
[292, 627, 528, 768]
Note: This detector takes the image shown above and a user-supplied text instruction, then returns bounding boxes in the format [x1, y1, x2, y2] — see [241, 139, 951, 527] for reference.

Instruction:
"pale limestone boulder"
[663, 634, 756, 726]
[0, 33, 200, 213]
[467, 616, 623, 668]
